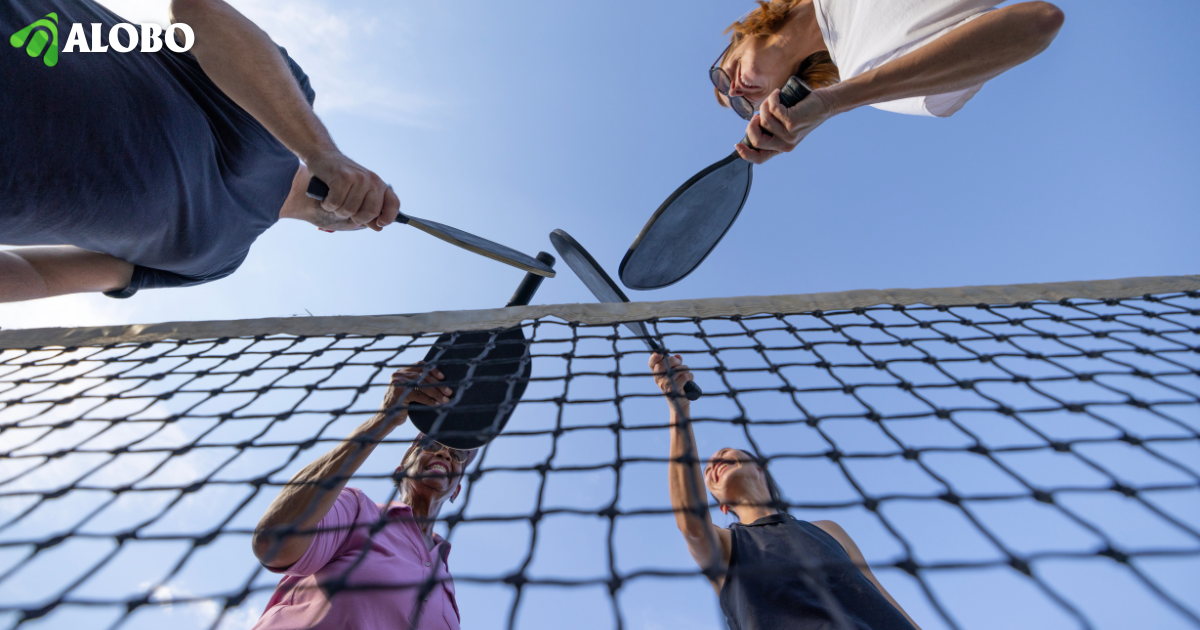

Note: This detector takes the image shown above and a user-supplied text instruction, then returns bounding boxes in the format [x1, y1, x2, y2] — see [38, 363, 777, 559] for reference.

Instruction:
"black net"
[1, 290, 1198, 629]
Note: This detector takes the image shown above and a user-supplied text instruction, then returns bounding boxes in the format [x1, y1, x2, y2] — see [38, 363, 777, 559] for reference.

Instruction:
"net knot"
[894, 559, 919, 575]
[1050, 441, 1070, 453]
[1099, 547, 1129, 564]
[1033, 490, 1054, 504]
[1009, 557, 1032, 576]
[1111, 482, 1137, 498]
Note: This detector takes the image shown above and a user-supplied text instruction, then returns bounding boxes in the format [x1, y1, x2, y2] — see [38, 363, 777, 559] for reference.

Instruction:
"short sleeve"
[278, 46, 316, 108]
[814, 0, 996, 118]
[269, 487, 365, 577]
[103, 265, 233, 299]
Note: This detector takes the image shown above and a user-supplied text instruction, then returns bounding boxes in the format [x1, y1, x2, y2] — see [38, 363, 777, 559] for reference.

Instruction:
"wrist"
[816, 81, 860, 116]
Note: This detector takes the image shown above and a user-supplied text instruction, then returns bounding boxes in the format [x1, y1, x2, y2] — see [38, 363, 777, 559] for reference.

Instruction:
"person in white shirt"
[710, 0, 1065, 164]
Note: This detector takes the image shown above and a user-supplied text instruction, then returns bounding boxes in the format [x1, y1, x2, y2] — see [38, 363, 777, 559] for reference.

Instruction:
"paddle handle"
[653, 346, 702, 401]
[740, 76, 812, 151]
[507, 252, 556, 307]
[305, 176, 409, 223]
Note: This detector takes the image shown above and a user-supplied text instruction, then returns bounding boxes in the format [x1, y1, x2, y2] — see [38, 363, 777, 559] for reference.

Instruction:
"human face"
[399, 439, 473, 497]
[703, 448, 765, 504]
[714, 38, 795, 114]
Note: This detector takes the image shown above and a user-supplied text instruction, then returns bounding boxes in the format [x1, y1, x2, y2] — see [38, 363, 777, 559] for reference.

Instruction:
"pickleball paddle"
[407, 251, 555, 449]
[549, 229, 702, 401]
[306, 177, 554, 278]
[620, 76, 812, 290]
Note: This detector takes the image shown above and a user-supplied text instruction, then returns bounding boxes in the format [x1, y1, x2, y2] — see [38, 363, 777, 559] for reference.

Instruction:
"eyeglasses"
[418, 438, 472, 464]
[710, 44, 756, 121]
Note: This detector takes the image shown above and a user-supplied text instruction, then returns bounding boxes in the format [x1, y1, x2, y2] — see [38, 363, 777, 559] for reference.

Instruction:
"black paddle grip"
[740, 76, 812, 151]
[306, 177, 329, 201]
[506, 252, 556, 307]
[682, 380, 702, 401]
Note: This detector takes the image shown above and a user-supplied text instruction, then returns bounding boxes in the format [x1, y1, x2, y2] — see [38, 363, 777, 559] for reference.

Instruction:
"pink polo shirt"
[254, 487, 460, 629]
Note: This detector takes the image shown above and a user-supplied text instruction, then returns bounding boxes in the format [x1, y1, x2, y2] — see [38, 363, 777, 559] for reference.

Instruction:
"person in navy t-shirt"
[0, 0, 400, 302]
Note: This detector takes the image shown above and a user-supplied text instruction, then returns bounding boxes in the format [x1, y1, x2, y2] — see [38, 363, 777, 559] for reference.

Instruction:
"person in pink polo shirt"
[250, 363, 472, 629]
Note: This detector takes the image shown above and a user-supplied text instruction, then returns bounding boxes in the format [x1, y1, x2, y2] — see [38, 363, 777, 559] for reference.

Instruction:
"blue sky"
[1, 0, 1198, 629]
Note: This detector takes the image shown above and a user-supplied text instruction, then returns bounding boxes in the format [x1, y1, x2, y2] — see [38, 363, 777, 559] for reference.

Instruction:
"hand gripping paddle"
[307, 177, 554, 278]
[619, 77, 812, 290]
[407, 251, 555, 449]
[549, 229, 702, 401]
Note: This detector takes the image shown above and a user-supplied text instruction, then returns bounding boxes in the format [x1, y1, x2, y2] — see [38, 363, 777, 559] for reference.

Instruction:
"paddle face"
[619, 76, 811, 291]
[407, 251, 555, 449]
[619, 154, 751, 290]
[408, 328, 532, 450]
[305, 177, 554, 278]
[550, 230, 701, 400]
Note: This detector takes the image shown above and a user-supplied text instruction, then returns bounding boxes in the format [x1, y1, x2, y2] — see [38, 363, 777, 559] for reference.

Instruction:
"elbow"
[1025, 2, 1065, 43]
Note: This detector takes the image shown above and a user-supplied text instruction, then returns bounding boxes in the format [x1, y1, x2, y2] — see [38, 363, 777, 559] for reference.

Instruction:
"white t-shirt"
[812, 0, 996, 117]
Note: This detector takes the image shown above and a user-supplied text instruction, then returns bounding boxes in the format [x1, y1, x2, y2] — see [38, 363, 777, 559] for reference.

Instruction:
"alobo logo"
[9, 13, 59, 67]
[10, 12, 194, 68]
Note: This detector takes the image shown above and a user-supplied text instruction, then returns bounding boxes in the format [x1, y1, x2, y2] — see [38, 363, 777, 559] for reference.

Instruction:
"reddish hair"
[715, 0, 840, 106]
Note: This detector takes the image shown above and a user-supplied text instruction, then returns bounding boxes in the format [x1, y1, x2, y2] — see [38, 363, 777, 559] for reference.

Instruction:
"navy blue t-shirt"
[0, 0, 315, 297]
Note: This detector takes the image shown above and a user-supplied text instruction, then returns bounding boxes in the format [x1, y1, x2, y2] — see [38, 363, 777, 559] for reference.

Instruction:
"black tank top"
[719, 514, 916, 630]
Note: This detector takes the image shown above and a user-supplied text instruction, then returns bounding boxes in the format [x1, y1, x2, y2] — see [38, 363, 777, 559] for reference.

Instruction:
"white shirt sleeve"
[812, 0, 997, 117]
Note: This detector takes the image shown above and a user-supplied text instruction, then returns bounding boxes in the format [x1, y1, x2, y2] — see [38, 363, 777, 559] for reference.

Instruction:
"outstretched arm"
[813, 520, 923, 630]
[0, 247, 132, 303]
[650, 354, 732, 591]
[169, 0, 399, 230]
[251, 365, 452, 568]
[741, 1, 1066, 163]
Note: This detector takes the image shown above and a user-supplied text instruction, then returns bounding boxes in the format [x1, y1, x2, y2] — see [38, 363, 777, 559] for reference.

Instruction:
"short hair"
[715, 0, 840, 107]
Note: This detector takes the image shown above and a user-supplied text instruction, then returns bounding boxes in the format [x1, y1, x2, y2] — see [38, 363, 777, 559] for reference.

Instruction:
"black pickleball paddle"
[407, 251, 555, 449]
[549, 229, 702, 401]
[306, 177, 555, 278]
[620, 76, 812, 290]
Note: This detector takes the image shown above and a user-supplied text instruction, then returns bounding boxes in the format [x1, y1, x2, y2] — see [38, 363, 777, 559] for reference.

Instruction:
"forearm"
[824, 2, 1064, 113]
[171, 0, 334, 161]
[0, 247, 132, 303]
[667, 409, 711, 536]
[253, 410, 403, 564]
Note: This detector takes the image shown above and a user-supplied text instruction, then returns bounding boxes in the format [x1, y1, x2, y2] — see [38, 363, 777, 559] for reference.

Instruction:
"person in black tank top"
[649, 353, 922, 630]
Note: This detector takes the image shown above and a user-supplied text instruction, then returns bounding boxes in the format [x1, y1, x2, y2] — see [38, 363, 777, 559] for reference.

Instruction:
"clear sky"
[1, 1, 1197, 629]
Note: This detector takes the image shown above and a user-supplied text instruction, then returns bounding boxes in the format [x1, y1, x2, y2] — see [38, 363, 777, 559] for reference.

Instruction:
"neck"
[777, 1, 827, 70]
[403, 486, 446, 539]
[735, 505, 779, 524]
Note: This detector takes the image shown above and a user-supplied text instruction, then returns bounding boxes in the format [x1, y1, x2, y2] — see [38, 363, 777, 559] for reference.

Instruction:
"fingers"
[369, 187, 402, 232]
[309, 152, 391, 226]
[735, 143, 778, 165]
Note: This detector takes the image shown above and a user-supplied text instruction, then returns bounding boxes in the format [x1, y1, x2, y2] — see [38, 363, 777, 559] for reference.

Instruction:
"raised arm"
[650, 354, 732, 590]
[169, 0, 399, 229]
[813, 520, 923, 630]
[742, 1, 1066, 163]
[0, 247, 132, 303]
[251, 365, 452, 568]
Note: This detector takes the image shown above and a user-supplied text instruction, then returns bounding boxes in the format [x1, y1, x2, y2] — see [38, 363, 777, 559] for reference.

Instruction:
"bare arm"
[169, 0, 399, 229]
[742, 1, 1066, 163]
[813, 520, 923, 630]
[650, 353, 732, 591]
[0, 247, 133, 303]
[251, 365, 451, 568]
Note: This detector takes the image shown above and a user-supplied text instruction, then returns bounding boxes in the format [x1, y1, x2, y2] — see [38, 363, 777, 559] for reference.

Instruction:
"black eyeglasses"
[710, 44, 755, 120]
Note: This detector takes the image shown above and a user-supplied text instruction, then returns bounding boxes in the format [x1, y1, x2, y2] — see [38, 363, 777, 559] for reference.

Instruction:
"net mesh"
[1, 281, 1198, 629]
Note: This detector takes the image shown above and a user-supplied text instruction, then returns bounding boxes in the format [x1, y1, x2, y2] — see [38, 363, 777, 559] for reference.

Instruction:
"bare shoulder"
[811, 520, 863, 557]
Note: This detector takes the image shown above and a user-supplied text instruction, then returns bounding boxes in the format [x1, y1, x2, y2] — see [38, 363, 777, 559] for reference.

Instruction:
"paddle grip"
[739, 76, 812, 151]
[506, 252, 556, 307]
[682, 380, 702, 401]
[306, 176, 410, 225]
[305, 176, 330, 201]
